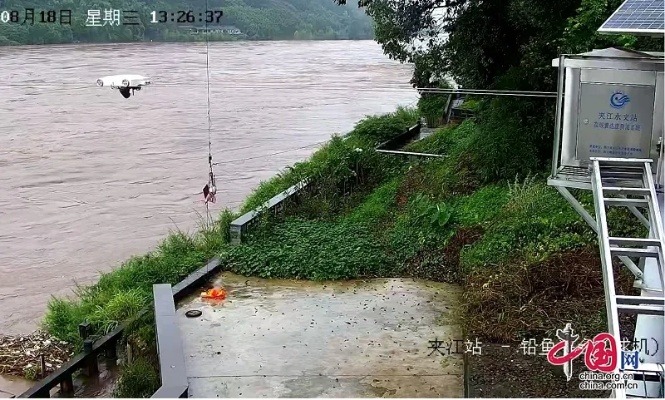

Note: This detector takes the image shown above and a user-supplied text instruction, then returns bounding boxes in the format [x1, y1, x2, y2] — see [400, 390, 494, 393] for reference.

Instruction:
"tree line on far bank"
[0, 0, 374, 45]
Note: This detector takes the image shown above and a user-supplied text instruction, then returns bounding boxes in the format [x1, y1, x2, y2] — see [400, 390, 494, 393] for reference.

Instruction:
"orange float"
[201, 287, 227, 300]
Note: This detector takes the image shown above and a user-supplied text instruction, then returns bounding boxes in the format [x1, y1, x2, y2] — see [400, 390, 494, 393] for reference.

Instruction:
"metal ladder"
[590, 157, 665, 399]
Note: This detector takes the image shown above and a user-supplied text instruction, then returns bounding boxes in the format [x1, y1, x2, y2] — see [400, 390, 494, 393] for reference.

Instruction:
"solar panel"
[598, 0, 664, 36]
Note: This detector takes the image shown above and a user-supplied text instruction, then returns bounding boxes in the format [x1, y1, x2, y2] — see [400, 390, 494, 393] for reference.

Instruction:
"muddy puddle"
[177, 272, 464, 398]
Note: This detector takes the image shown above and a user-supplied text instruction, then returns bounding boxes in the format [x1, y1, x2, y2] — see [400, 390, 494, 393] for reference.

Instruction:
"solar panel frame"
[598, 0, 664, 36]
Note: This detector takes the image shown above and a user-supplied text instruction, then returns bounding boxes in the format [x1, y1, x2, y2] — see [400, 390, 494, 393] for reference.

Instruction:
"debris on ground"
[468, 343, 609, 398]
[0, 331, 74, 379]
[201, 287, 227, 300]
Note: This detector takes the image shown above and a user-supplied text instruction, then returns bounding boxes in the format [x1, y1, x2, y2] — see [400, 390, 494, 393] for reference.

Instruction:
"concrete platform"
[0, 375, 31, 398]
[177, 273, 464, 398]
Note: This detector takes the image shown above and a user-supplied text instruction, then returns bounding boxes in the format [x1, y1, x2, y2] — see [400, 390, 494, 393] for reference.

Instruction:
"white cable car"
[96, 74, 151, 98]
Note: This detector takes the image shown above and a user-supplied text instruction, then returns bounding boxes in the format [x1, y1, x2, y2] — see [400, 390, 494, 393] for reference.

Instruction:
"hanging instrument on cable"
[203, 158, 217, 204]
[201, 0, 217, 209]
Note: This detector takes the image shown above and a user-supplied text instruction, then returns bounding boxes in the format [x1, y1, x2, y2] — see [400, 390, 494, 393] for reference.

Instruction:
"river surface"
[0, 41, 417, 336]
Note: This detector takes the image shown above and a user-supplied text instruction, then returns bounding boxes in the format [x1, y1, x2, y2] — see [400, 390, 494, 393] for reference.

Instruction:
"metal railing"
[151, 284, 188, 398]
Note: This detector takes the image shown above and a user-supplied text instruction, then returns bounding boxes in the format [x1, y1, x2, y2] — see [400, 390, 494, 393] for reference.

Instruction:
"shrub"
[112, 358, 160, 398]
[469, 97, 553, 183]
[458, 98, 480, 111]
[404, 124, 458, 154]
[220, 218, 391, 280]
[352, 106, 419, 144]
[417, 80, 454, 127]
[418, 94, 450, 127]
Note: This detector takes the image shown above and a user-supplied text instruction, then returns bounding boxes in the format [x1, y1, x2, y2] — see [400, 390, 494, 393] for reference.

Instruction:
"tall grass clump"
[403, 120, 482, 198]
[404, 124, 459, 154]
[112, 358, 160, 398]
[417, 80, 453, 127]
[459, 179, 594, 270]
[468, 96, 553, 183]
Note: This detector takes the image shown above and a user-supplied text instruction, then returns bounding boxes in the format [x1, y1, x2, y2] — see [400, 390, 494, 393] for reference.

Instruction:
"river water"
[0, 41, 417, 337]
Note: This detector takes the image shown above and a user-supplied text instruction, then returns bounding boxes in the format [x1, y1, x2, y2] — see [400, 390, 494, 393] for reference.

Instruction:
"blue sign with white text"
[610, 91, 630, 109]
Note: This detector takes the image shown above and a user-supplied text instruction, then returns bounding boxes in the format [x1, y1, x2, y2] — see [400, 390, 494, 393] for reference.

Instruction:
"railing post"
[83, 339, 98, 376]
[78, 323, 90, 340]
[78, 322, 98, 377]
[60, 375, 74, 396]
[104, 338, 118, 360]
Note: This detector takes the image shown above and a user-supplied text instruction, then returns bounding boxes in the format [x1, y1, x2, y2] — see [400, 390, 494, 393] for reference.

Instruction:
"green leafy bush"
[458, 98, 480, 111]
[417, 80, 454, 127]
[352, 106, 419, 144]
[469, 97, 553, 183]
[220, 218, 391, 280]
[404, 124, 458, 155]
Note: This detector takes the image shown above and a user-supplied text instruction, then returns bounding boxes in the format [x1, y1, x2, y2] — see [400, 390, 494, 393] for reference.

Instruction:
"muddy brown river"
[0, 41, 417, 337]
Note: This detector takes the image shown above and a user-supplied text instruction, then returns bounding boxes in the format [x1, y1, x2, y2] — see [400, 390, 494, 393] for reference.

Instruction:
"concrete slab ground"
[177, 273, 463, 398]
[0, 375, 31, 398]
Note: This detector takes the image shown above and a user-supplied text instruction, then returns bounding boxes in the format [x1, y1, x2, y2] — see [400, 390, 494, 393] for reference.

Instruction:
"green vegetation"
[240, 107, 417, 214]
[417, 81, 453, 127]
[222, 218, 391, 280]
[42, 210, 234, 396]
[112, 357, 160, 398]
[0, 0, 373, 45]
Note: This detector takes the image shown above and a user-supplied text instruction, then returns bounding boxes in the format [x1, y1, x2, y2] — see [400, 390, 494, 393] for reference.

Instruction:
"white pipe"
[415, 87, 557, 98]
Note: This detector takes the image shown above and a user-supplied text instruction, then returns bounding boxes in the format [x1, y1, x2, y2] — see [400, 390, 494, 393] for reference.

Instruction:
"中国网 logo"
[610, 91, 630, 109]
